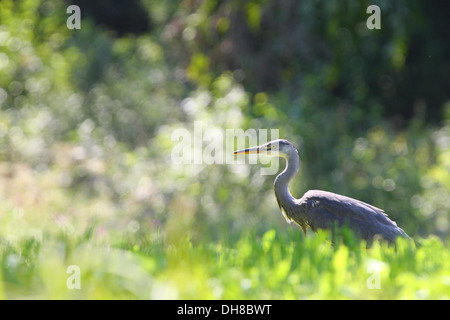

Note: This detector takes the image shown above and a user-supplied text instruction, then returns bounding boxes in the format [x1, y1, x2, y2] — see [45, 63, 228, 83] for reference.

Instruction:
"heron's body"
[234, 139, 408, 242]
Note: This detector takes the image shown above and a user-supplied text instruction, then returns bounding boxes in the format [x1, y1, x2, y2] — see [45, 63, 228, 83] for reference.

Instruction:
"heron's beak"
[233, 146, 260, 155]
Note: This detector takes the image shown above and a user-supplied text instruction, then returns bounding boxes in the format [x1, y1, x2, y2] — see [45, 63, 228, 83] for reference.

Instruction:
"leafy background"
[0, 0, 449, 299]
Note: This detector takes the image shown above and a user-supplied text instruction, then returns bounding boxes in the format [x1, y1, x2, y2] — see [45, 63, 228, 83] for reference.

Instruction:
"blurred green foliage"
[0, 0, 449, 299]
[0, 225, 449, 299]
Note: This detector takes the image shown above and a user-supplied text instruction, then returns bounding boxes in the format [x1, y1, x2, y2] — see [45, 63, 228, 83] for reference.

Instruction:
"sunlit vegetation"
[0, 0, 449, 299]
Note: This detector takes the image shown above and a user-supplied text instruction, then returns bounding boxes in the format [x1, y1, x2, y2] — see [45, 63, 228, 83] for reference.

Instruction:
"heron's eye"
[271, 144, 277, 150]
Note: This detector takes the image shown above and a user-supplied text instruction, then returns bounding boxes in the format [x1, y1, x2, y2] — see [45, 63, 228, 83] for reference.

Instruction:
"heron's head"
[233, 139, 297, 159]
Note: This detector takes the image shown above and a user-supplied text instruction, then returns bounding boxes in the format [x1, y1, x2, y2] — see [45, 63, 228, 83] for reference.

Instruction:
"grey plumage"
[234, 139, 409, 242]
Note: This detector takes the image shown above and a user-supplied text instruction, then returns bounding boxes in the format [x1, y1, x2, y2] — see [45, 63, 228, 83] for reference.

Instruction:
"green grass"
[1, 219, 449, 299]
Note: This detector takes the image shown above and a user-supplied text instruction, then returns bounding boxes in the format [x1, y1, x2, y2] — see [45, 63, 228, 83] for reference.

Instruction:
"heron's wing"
[297, 190, 407, 240]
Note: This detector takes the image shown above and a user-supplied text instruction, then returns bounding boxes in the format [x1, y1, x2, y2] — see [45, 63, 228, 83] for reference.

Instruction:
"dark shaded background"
[68, 0, 450, 124]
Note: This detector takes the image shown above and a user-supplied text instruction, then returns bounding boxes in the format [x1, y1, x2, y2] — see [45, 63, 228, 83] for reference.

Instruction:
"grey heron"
[234, 139, 409, 242]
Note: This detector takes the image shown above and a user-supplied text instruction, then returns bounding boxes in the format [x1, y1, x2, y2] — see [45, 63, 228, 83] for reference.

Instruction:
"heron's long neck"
[274, 151, 299, 205]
